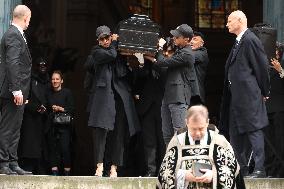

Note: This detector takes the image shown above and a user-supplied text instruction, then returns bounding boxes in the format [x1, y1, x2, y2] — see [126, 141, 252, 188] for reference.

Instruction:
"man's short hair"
[193, 31, 205, 42]
[186, 105, 209, 122]
[13, 5, 31, 19]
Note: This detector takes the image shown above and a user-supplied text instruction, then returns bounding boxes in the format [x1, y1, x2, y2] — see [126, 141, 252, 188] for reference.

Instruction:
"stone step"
[0, 175, 283, 189]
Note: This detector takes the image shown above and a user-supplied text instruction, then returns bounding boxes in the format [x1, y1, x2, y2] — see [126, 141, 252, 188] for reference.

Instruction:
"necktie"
[233, 40, 239, 50]
[230, 40, 239, 62]
[195, 140, 200, 145]
[22, 33, 27, 43]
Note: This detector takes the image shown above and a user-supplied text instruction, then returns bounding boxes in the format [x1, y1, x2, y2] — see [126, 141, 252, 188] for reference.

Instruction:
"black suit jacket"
[220, 29, 270, 134]
[0, 25, 32, 101]
[155, 45, 200, 105]
[134, 61, 165, 116]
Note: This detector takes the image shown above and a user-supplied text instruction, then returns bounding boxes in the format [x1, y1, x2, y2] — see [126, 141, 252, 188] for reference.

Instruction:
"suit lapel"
[11, 25, 32, 63]
[229, 30, 250, 65]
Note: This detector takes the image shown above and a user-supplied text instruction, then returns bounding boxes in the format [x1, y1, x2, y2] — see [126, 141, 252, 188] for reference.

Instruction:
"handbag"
[53, 112, 73, 125]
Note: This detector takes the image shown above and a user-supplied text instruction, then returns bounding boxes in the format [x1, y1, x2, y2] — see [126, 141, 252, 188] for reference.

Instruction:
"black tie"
[23, 33, 27, 43]
[230, 40, 239, 62]
[195, 140, 200, 145]
[233, 40, 239, 50]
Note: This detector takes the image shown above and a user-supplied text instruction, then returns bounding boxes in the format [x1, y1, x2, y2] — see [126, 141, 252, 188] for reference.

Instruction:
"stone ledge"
[0, 175, 283, 189]
[244, 178, 284, 189]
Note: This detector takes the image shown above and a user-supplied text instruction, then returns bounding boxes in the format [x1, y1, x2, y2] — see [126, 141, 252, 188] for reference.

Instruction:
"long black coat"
[266, 62, 284, 113]
[134, 60, 166, 116]
[192, 46, 209, 103]
[155, 45, 200, 105]
[0, 25, 32, 101]
[85, 42, 140, 136]
[18, 72, 49, 158]
[219, 29, 270, 134]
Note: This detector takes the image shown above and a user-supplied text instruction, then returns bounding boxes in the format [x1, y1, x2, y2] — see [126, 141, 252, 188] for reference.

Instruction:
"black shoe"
[10, 166, 33, 175]
[0, 166, 17, 175]
[64, 170, 70, 176]
[51, 170, 59, 176]
[144, 172, 156, 177]
[245, 170, 266, 178]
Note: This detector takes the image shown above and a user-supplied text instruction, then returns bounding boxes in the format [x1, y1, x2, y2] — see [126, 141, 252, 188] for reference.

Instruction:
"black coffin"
[117, 14, 160, 55]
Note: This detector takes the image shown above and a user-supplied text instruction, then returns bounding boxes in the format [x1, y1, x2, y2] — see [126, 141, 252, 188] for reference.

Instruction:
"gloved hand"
[158, 38, 167, 49]
[134, 53, 144, 64]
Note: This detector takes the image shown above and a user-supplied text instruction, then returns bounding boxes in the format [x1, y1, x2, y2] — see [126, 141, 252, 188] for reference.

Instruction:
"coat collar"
[226, 29, 250, 67]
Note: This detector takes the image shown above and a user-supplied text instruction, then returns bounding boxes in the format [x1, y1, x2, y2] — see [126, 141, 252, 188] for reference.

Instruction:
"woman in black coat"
[85, 26, 140, 177]
[47, 70, 75, 176]
[18, 60, 49, 174]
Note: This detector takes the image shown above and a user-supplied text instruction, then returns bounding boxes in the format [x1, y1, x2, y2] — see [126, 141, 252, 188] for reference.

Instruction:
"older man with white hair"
[219, 10, 270, 178]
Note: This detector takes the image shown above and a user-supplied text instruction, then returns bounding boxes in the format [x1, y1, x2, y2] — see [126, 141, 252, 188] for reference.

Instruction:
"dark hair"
[163, 37, 176, 52]
[276, 42, 284, 60]
[52, 70, 63, 80]
[193, 31, 205, 41]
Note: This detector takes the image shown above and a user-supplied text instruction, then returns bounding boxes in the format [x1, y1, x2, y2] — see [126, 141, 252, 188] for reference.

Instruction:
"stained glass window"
[195, 0, 240, 29]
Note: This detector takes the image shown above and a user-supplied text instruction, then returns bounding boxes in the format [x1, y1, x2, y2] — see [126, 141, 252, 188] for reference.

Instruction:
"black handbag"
[53, 112, 73, 125]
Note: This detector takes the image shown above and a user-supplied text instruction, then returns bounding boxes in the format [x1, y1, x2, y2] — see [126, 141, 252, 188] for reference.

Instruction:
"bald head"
[226, 10, 247, 35]
[13, 5, 31, 19]
[12, 5, 31, 30]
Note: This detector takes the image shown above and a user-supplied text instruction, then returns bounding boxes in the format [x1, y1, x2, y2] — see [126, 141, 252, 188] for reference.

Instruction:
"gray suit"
[0, 25, 32, 167]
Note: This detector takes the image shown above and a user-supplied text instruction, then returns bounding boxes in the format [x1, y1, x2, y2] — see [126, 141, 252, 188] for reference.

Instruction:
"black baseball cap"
[193, 31, 205, 41]
[96, 25, 111, 39]
[170, 24, 193, 38]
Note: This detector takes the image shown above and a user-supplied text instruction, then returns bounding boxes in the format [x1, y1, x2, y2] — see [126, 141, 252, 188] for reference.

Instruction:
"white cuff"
[279, 68, 284, 78]
[12, 90, 22, 97]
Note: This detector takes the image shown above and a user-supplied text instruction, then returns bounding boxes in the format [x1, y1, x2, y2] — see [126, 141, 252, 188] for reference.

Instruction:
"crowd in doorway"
[1, 5, 284, 189]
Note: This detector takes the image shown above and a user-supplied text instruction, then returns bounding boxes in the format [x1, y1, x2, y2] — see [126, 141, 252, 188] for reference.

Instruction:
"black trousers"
[48, 126, 72, 168]
[92, 96, 127, 167]
[0, 98, 25, 167]
[264, 112, 284, 177]
[141, 103, 165, 174]
[229, 110, 265, 172]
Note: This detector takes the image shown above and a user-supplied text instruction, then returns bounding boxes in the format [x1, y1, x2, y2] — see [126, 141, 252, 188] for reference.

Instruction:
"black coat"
[86, 42, 140, 136]
[266, 62, 284, 113]
[192, 46, 209, 103]
[134, 61, 166, 116]
[0, 25, 32, 101]
[18, 72, 49, 158]
[155, 45, 200, 105]
[219, 29, 270, 134]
